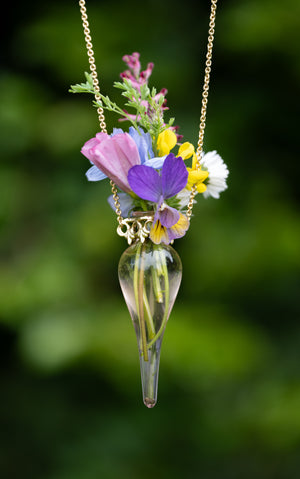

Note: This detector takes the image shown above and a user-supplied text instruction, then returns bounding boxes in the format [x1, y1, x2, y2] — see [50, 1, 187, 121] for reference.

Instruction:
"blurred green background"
[1, 0, 300, 477]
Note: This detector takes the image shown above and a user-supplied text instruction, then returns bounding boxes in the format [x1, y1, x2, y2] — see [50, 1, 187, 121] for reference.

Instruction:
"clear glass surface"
[118, 240, 182, 407]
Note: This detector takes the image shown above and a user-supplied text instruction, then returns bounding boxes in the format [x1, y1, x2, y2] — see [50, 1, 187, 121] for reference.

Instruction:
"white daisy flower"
[175, 189, 196, 209]
[200, 150, 229, 199]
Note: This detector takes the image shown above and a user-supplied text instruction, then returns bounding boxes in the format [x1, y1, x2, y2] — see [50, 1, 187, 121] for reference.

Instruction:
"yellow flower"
[177, 142, 194, 160]
[192, 152, 199, 169]
[186, 167, 209, 193]
[157, 129, 177, 156]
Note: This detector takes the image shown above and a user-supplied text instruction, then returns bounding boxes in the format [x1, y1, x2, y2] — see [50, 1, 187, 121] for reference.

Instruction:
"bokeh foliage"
[1, 0, 300, 478]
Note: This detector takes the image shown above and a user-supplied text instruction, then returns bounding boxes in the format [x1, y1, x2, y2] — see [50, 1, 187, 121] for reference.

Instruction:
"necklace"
[73, 0, 228, 407]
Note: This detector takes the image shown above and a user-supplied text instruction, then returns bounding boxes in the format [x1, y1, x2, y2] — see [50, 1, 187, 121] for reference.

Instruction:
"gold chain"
[79, 0, 124, 226]
[79, 0, 107, 133]
[109, 180, 123, 227]
[186, 0, 218, 220]
[78, 0, 218, 234]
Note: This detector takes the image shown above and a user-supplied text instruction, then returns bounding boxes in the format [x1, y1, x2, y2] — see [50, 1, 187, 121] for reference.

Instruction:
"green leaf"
[69, 72, 95, 95]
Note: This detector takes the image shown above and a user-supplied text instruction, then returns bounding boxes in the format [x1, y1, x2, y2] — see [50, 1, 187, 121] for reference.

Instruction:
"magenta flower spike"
[122, 52, 141, 78]
[121, 52, 154, 91]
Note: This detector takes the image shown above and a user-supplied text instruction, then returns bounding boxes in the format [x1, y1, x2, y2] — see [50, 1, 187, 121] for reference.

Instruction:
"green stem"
[140, 199, 149, 212]
[152, 250, 163, 303]
[133, 243, 148, 361]
[94, 99, 139, 131]
[148, 346, 157, 399]
[143, 290, 156, 340]
[152, 267, 163, 303]
[147, 248, 170, 348]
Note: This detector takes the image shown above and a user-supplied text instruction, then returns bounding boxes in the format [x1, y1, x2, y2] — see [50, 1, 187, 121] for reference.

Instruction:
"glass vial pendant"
[118, 239, 182, 408]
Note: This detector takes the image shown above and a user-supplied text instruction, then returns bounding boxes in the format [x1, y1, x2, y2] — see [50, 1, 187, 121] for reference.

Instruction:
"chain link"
[109, 180, 123, 227]
[79, 0, 125, 226]
[186, 185, 197, 221]
[79, 0, 108, 133]
[197, 0, 218, 159]
[78, 0, 218, 228]
[187, 0, 218, 220]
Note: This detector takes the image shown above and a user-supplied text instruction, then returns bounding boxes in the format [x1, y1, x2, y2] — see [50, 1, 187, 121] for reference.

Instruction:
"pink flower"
[122, 52, 141, 78]
[119, 53, 181, 138]
[81, 132, 109, 162]
[81, 132, 141, 193]
[140, 62, 154, 82]
[120, 52, 154, 92]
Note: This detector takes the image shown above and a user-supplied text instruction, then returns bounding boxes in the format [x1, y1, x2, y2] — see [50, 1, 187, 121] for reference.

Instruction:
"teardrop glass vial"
[118, 239, 182, 408]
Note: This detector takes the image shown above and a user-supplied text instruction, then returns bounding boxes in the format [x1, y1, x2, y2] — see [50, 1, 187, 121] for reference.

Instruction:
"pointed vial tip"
[144, 397, 156, 408]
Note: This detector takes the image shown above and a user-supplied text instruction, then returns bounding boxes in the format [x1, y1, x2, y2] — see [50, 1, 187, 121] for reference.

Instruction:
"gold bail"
[117, 216, 154, 245]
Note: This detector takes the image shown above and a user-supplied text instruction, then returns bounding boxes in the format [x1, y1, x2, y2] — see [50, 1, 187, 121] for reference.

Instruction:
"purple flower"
[128, 154, 189, 244]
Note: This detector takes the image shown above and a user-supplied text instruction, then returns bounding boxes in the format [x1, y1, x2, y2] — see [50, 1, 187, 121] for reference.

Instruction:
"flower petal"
[81, 133, 109, 162]
[111, 128, 124, 136]
[122, 52, 141, 78]
[86, 165, 107, 182]
[168, 213, 189, 241]
[107, 192, 134, 217]
[161, 154, 188, 199]
[157, 129, 177, 156]
[144, 156, 166, 169]
[186, 167, 209, 191]
[196, 183, 207, 193]
[178, 142, 194, 160]
[176, 189, 195, 208]
[140, 62, 154, 82]
[91, 133, 141, 193]
[199, 151, 229, 199]
[128, 165, 162, 202]
[128, 126, 154, 164]
[95, 132, 109, 142]
[149, 220, 170, 245]
[159, 204, 180, 228]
